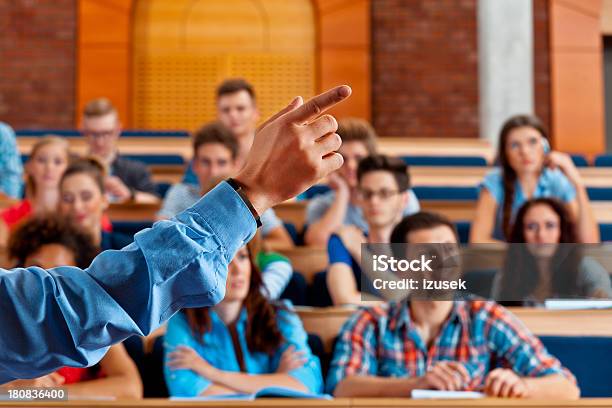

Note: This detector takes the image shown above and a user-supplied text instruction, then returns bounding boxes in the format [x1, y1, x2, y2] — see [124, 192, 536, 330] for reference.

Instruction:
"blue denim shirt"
[0, 181, 256, 383]
[164, 301, 323, 397]
[0, 122, 23, 199]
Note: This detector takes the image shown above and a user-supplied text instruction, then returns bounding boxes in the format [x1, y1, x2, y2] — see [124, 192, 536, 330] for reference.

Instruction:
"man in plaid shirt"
[326, 212, 579, 399]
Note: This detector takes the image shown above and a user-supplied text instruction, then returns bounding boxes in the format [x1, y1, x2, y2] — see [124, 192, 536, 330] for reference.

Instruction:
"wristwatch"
[226, 178, 262, 228]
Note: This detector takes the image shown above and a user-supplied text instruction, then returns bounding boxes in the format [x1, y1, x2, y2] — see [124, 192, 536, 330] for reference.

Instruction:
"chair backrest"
[539, 336, 612, 397]
[413, 186, 479, 201]
[401, 155, 488, 167]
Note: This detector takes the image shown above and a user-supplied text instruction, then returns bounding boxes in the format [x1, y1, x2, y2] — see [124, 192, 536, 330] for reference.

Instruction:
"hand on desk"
[483, 368, 528, 398]
[236, 85, 352, 215]
[420, 361, 473, 392]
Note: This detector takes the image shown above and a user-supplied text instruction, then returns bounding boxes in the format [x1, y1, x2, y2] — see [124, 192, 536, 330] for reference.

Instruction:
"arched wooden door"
[132, 0, 316, 130]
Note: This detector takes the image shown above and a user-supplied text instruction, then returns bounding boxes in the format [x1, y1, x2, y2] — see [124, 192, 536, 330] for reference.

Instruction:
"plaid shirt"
[326, 299, 574, 394]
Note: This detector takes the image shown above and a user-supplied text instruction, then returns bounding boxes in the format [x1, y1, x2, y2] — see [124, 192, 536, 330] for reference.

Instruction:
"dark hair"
[498, 198, 583, 301]
[510, 198, 577, 243]
[192, 122, 239, 160]
[8, 215, 99, 268]
[60, 157, 106, 194]
[357, 154, 411, 192]
[337, 118, 377, 155]
[391, 212, 458, 243]
[216, 78, 256, 102]
[498, 114, 548, 239]
[183, 241, 284, 356]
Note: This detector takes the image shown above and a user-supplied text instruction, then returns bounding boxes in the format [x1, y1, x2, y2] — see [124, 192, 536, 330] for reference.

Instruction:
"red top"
[0, 200, 32, 230]
[56, 366, 105, 384]
[0, 200, 113, 232]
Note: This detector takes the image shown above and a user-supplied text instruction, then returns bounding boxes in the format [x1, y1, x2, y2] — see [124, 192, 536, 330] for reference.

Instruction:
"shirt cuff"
[187, 181, 258, 263]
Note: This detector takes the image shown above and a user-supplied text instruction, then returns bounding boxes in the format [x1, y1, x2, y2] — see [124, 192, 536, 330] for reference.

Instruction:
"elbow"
[563, 382, 581, 400]
[332, 380, 353, 398]
[122, 377, 144, 399]
[304, 227, 329, 247]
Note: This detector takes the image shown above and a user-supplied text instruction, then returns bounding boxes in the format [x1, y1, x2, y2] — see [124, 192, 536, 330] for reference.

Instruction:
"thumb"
[256, 96, 303, 132]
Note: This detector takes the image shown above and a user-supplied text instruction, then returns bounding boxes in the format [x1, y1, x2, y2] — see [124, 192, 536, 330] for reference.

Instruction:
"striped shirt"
[326, 299, 574, 394]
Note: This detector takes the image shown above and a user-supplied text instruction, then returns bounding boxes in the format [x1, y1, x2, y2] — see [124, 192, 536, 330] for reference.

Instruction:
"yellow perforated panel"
[132, 0, 316, 130]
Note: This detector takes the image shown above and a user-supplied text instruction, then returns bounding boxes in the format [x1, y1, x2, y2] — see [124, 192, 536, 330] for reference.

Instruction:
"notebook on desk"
[170, 386, 332, 401]
[411, 389, 485, 399]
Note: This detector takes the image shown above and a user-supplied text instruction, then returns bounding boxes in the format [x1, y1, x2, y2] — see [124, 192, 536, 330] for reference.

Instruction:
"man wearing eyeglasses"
[325, 155, 412, 305]
[81, 98, 159, 203]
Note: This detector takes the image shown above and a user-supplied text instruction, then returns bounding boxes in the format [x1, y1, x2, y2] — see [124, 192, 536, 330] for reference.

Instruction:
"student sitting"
[158, 121, 293, 250]
[470, 114, 598, 243]
[305, 118, 420, 247]
[80, 98, 159, 203]
[4, 215, 142, 398]
[326, 155, 411, 305]
[494, 197, 612, 303]
[0, 136, 70, 247]
[163, 242, 322, 397]
[327, 212, 579, 399]
[59, 158, 132, 250]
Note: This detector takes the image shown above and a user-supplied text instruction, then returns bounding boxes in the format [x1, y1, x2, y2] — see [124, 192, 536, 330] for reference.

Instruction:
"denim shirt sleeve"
[0, 181, 256, 383]
[272, 304, 324, 394]
[0, 122, 24, 199]
[164, 313, 211, 397]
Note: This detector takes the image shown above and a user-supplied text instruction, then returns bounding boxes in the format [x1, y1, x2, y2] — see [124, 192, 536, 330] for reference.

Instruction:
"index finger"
[286, 85, 352, 124]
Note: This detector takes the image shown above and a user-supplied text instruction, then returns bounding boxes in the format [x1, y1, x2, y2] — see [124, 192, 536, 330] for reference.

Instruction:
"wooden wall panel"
[77, 0, 132, 126]
[550, 0, 605, 154]
[315, 0, 371, 120]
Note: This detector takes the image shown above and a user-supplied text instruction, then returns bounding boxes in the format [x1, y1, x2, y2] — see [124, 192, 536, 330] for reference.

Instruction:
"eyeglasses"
[357, 188, 400, 201]
[84, 129, 117, 140]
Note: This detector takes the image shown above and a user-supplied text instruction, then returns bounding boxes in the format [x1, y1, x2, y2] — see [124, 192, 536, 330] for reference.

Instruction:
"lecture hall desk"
[1, 398, 611, 408]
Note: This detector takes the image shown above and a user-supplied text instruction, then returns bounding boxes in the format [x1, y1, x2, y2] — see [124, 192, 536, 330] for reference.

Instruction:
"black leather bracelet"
[226, 178, 262, 228]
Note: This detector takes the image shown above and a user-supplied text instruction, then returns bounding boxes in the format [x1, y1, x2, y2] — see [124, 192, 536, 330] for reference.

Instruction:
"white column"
[478, 0, 534, 146]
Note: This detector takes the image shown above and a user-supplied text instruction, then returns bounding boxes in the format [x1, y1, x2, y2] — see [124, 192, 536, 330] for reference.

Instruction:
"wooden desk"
[277, 247, 328, 282]
[274, 201, 308, 230]
[107, 203, 161, 221]
[297, 307, 612, 354]
[353, 399, 612, 407]
[1, 398, 610, 408]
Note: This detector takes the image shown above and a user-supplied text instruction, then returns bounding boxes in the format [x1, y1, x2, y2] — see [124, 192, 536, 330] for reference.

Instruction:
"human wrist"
[232, 174, 273, 216]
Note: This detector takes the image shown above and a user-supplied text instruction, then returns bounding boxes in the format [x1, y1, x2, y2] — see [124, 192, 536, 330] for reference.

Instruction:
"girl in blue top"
[163, 241, 323, 397]
[470, 114, 598, 243]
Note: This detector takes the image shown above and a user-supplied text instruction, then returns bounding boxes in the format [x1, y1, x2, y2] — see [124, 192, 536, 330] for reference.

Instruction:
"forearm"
[574, 186, 599, 243]
[212, 370, 307, 394]
[523, 374, 580, 399]
[334, 375, 422, 398]
[0, 182, 256, 382]
[201, 384, 236, 396]
[63, 375, 143, 399]
[134, 191, 160, 204]
[263, 228, 295, 250]
[305, 196, 349, 246]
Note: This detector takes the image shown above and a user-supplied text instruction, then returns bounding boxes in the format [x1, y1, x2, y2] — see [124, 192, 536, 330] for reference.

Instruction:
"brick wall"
[0, 0, 76, 128]
[533, 0, 551, 134]
[372, 0, 479, 138]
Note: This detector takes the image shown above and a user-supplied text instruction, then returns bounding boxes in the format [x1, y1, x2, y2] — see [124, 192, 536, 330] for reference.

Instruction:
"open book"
[170, 387, 332, 401]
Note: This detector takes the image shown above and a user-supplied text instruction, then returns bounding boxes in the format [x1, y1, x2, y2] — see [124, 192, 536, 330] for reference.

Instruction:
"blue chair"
[594, 154, 612, 167]
[112, 221, 153, 238]
[15, 129, 189, 138]
[587, 188, 612, 201]
[570, 154, 589, 167]
[400, 155, 487, 167]
[123, 154, 185, 166]
[539, 336, 612, 397]
[599, 224, 612, 241]
[155, 182, 172, 199]
[455, 221, 471, 244]
[283, 222, 301, 246]
[413, 186, 478, 201]
[297, 185, 331, 201]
